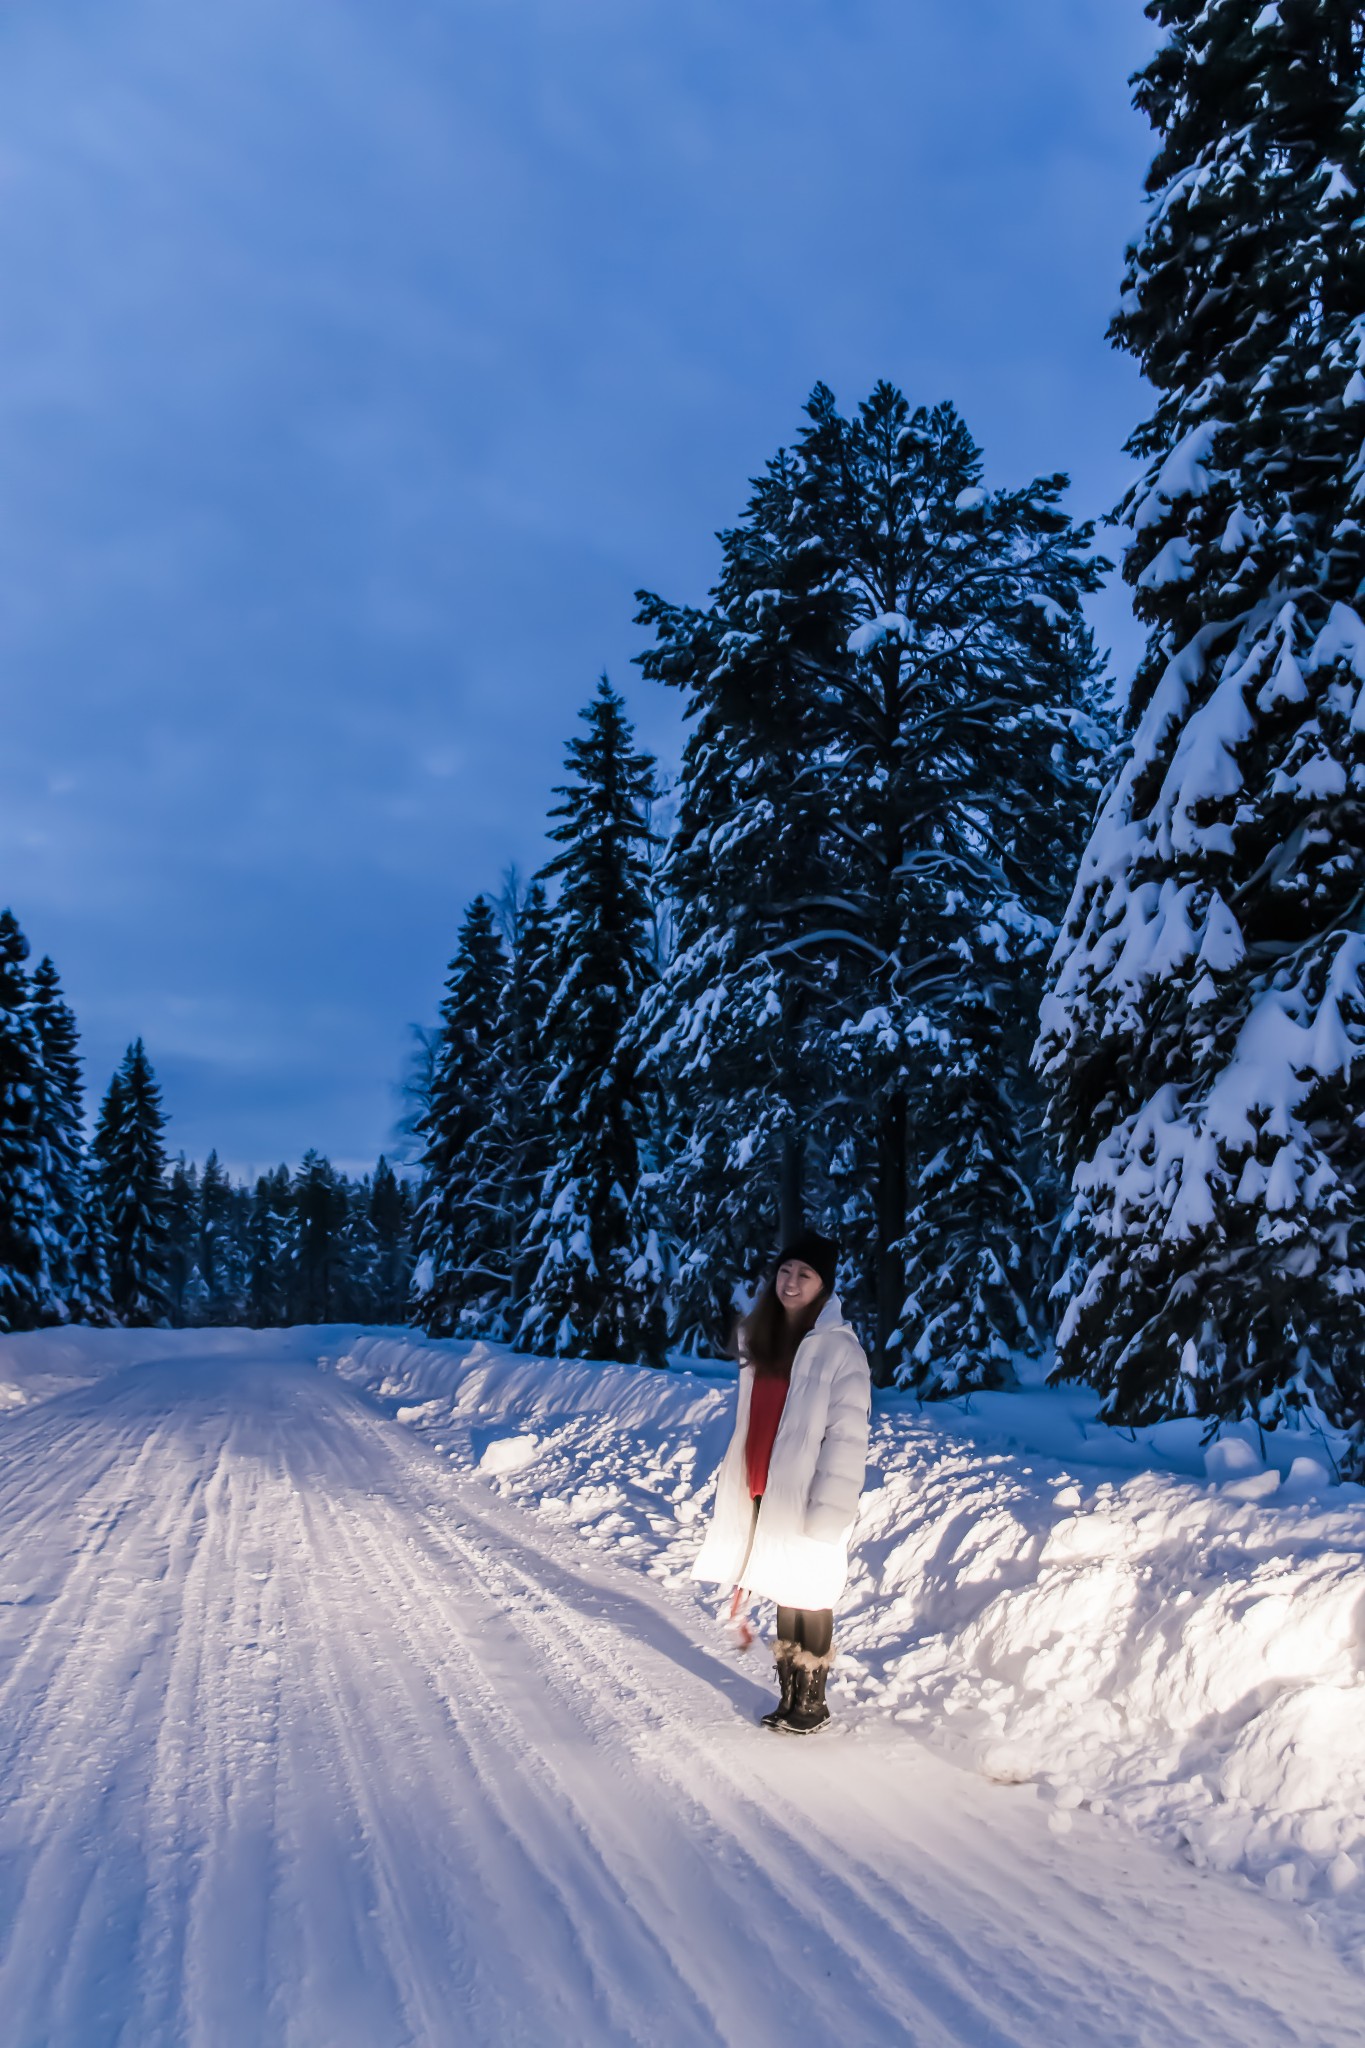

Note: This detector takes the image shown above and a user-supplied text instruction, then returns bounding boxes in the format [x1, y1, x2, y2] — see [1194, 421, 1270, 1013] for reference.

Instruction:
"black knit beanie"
[774, 1229, 839, 1295]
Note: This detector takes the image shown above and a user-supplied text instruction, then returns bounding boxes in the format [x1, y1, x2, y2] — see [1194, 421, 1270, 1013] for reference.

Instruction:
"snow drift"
[323, 1328, 1365, 1962]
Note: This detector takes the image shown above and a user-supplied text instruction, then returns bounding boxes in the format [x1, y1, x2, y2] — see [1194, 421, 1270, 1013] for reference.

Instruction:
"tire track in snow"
[286, 1401, 722, 2045]
[0, 1345, 1361, 2048]
[122, 1407, 291, 2048]
[0, 1405, 207, 2041]
[418, 1486, 1141, 2047]
[411, 1499, 988, 2046]
[394, 1433, 1365, 2048]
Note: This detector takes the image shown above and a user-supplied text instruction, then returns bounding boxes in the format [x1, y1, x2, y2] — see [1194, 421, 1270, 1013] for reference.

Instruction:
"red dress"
[745, 1368, 790, 1499]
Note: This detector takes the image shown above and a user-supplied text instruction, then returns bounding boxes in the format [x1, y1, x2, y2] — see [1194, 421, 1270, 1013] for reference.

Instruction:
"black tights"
[776, 1605, 833, 1659]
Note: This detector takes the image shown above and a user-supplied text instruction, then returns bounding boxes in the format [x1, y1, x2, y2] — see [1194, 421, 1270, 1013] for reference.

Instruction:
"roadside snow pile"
[326, 1329, 1365, 1959]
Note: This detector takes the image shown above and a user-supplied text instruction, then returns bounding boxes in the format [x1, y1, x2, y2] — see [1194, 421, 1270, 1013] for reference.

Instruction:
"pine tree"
[638, 386, 1105, 1376]
[198, 1149, 238, 1323]
[367, 1155, 413, 1322]
[29, 955, 112, 1324]
[292, 1150, 349, 1322]
[0, 911, 59, 1331]
[164, 1157, 201, 1324]
[411, 897, 508, 1334]
[520, 679, 666, 1363]
[69, 1179, 115, 1328]
[635, 449, 850, 1348]
[487, 878, 556, 1334]
[247, 1166, 293, 1326]
[94, 1040, 171, 1326]
[801, 387, 1105, 1384]
[1035, 1, 1365, 1446]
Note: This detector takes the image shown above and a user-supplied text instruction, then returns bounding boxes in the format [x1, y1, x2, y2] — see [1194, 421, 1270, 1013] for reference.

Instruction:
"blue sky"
[0, 0, 1157, 1176]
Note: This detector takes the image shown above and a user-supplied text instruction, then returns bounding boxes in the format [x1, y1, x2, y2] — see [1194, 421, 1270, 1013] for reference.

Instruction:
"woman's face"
[776, 1259, 824, 1313]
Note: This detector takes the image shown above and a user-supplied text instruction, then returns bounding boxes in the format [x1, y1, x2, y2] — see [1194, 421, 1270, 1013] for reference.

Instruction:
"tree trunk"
[874, 1089, 908, 1386]
[778, 1127, 804, 1245]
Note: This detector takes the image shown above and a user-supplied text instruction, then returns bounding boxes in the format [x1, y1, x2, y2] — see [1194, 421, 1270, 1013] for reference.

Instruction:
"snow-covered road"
[1, 1343, 1359, 2048]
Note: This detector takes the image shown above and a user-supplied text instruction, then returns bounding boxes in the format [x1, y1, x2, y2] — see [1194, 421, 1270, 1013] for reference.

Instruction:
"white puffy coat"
[691, 1295, 871, 1611]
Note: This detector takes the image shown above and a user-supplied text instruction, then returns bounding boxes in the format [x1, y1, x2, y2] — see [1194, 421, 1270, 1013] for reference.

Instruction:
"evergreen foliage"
[1035, 0, 1365, 1447]
[165, 1158, 202, 1323]
[638, 385, 1106, 1382]
[520, 680, 666, 1364]
[20, 8, 1358, 1440]
[483, 879, 556, 1333]
[198, 1150, 239, 1324]
[0, 916, 414, 1331]
[292, 1150, 352, 1323]
[29, 954, 112, 1324]
[94, 1040, 171, 1326]
[411, 896, 509, 1335]
[0, 910, 59, 1331]
[365, 1155, 415, 1322]
[247, 1167, 294, 1326]
[635, 449, 845, 1348]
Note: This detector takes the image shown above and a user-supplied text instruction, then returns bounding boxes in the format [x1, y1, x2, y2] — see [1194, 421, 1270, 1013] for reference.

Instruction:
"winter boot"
[760, 1644, 797, 1729]
[784, 1648, 832, 1734]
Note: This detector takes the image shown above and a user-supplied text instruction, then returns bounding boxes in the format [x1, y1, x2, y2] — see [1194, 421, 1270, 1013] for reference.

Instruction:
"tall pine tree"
[520, 679, 666, 1363]
[411, 896, 508, 1335]
[1036, 1, 1365, 1446]
[30, 955, 111, 1324]
[639, 385, 1104, 1377]
[636, 447, 847, 1348]
[247, 1165, 294, 1326]
[798, 387, 1105, 1386]
[0, 912, 59, 1331]
[94, 1040, 171, 1326]
[486, 878, 556, 1335]
[198, 1149, 238, 1322]
[292, 1151, 350, 1322]
[367, 1155, 413, 1323]
[165, 1156, 201, 1323]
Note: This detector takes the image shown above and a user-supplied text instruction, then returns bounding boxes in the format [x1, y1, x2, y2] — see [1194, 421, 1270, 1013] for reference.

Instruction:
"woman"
[692, 1230, 871, 1733]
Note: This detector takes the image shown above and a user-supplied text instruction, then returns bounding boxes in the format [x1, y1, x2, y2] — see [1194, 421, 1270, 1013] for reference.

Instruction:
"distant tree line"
[0, 911, 413, 1332]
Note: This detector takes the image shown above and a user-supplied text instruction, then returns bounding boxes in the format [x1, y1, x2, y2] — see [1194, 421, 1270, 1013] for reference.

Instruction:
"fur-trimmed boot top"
[784, 1646, 832, 1734]
[761, 1642, 797, 1730]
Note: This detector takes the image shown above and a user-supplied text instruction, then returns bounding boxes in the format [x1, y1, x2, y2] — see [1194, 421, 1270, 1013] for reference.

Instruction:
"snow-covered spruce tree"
[0, 911, 60, 1331]
[482, 878, 556, 1335]
[635, 449, 851, 1349]
[416, 878, 555, 1340]
[93, 1040, 171, 1326]
[520, 679, 667, 1364]
[1035, 1, 1365, 1444]
[411, 895, 508, 1335]
[794, 386, 1106, 1387]
[638, 386, 1105, 1378]
[30, 954, 112, 1324]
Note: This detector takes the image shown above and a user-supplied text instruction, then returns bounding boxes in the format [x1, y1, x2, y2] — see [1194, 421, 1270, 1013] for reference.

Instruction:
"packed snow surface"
[1, 1327, 1363, 2048]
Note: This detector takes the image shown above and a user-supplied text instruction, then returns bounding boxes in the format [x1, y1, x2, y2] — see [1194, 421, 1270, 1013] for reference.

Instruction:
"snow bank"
[323, 1329, 1365, 1960]
[5, 1323, 1361, 1956]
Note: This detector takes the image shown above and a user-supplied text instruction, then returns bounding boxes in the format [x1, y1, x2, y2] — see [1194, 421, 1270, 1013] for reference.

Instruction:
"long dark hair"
[738, 1273, 827, 1377]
